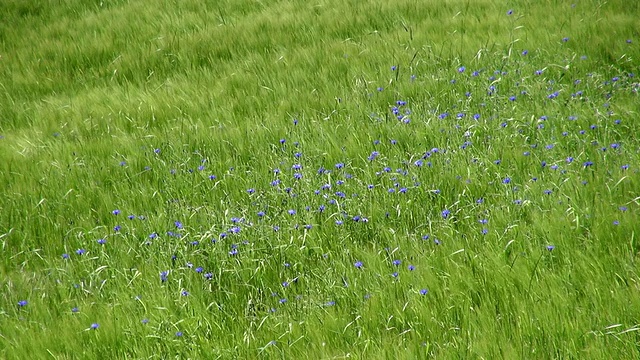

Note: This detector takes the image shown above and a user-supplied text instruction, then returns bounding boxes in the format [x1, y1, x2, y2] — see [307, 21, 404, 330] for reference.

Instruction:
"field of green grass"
[1, 0, 639, 358]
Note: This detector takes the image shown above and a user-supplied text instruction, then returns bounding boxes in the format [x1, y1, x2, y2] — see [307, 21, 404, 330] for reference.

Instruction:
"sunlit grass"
[1, 0, 639, 358]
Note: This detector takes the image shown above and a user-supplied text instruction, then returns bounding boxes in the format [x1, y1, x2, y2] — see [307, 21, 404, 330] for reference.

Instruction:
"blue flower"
[354, 261, 363, 269]
[546, 245, 555, 251]
[160, 271, 169, 282]
[90, 323, 99, 330]
[112, 209, 120, 215]
[419, 289, 429, 295]
[441, 209, 450, 219]
[18, 300, 28, 307]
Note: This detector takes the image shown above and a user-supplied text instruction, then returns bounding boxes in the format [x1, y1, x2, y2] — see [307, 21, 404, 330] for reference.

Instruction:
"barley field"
[1, 0, 639, 358]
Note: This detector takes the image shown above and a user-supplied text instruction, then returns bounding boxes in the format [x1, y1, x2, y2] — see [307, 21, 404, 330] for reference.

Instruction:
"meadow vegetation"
[1, 0, 639, 358]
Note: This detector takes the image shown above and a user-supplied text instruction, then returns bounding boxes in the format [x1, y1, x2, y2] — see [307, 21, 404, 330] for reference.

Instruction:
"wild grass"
[1, 0, 639, 358]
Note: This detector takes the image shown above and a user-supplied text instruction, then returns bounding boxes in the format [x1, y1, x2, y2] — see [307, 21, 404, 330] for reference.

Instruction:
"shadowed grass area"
[1, 0, 639, 358]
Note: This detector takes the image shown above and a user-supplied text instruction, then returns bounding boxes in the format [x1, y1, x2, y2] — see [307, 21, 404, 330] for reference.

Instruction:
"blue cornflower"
[546, 245, 555, 251]
[354, 261, 363, 269]
[112, 209, 120, 215]
[18, 300, 28, 307]
[442, 209, 450, 219]
[392, 259, 401, 266]
[160, 271, 169, 282]
[97, 238, 106, 245]
[76, 249, 86, 255]
[90, 323, 99, 330]
[174, 221, 183, 229]
[419, 289, 429, 295]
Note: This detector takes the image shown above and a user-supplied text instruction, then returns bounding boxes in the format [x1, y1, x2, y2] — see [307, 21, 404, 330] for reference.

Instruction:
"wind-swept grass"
[1, 0, 639, 358]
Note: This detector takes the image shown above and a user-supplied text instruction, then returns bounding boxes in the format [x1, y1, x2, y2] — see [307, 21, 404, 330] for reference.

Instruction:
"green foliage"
[1, 0, 639, 358]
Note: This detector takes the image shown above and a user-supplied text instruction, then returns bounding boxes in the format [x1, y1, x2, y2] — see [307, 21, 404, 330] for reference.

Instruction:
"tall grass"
[1, 0, 639, 358]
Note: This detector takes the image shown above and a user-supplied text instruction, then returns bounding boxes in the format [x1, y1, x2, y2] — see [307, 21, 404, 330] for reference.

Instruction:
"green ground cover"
[1, 0, 639, 358]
